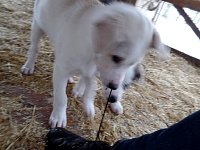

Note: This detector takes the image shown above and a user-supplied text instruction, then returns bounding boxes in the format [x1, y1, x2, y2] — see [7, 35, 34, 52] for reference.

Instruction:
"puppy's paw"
[21, 62, 35, 75]
[68, 77, 74, 83]
[83, 102, 95, 119]
[49, 110, 67, 128]
[72, 88, 84, 98]
[110, 101, 123, 115]
[72, 84, 85, 98]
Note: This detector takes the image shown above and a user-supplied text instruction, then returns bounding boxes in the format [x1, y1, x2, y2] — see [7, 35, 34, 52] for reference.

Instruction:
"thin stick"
[95, 89, 112, 141]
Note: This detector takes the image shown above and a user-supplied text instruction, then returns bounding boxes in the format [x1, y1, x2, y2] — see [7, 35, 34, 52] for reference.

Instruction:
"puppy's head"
[92, 3, 169, 90]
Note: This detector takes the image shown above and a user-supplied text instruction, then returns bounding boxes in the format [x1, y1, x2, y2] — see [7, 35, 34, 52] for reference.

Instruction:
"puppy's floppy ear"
[151, 29, 170, 59]
[95, 15, 118, 32]
[93, 15, 119, 52]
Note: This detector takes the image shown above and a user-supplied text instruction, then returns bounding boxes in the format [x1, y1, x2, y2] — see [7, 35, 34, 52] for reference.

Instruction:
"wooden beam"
[174, 4, 200, 39]
[162, 0, 200, 11]
[121, 0, 137, 5]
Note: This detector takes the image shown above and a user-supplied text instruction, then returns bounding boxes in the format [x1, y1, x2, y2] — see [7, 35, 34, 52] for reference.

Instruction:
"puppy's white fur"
[21, 0, 169, 127]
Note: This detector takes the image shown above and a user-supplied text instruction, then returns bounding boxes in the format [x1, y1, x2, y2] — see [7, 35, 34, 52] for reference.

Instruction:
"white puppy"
[21, 0, 169, 127]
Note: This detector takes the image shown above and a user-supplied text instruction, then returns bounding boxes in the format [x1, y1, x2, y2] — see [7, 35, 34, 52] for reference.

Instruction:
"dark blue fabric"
[100, 0, 124, 4]
[112, 110, 200, 150]
[100, 0, 116, 4]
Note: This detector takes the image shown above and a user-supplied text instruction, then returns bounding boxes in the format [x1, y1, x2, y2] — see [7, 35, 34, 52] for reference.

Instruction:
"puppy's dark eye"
[112, 55, 124, 64]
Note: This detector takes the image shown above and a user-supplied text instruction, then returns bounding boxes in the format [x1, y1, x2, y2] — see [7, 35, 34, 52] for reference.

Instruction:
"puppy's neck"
[75, 0, 103, 16]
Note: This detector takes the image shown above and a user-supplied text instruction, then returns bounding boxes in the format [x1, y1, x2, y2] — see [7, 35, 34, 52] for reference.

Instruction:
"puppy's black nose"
[107, 82, 118, 90]
[108, 95, 117, 103]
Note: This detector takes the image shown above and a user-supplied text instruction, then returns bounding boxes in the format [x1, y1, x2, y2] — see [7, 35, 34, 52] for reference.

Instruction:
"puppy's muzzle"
[107, 82, 118, 90]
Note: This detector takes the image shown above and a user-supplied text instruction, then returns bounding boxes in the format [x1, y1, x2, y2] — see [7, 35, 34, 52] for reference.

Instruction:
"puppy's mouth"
[99, 75, 119, 90]
[106, 82, 118, 90]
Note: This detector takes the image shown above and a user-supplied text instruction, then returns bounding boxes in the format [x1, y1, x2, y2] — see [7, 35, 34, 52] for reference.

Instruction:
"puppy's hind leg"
[72, 77, 86, 98]
[21, 20, 44, 75]
[49, 64, 68, 128]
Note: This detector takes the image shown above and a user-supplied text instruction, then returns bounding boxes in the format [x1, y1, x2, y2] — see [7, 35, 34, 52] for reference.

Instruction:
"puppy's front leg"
[21, 20, 44, 74]
[104, 87, 124, 115]
[49, 65, 68, 128]
[82, 76, 96, 118]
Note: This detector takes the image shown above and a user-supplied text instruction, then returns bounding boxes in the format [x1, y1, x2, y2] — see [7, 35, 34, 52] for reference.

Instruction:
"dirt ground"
[0, 0, 200, 149]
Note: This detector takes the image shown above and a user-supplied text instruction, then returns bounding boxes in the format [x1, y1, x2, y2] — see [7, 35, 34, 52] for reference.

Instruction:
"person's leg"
[112, 110, 200, 150]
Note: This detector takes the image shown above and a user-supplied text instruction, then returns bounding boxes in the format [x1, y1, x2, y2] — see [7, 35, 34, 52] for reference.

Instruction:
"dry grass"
[0, 0, 200, 149]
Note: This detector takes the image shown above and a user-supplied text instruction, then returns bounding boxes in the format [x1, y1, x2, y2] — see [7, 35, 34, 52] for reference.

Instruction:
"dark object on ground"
[45, 127, 111, 150]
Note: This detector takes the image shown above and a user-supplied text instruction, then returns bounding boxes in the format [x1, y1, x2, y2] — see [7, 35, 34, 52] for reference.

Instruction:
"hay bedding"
[0, 0, 200, 149]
